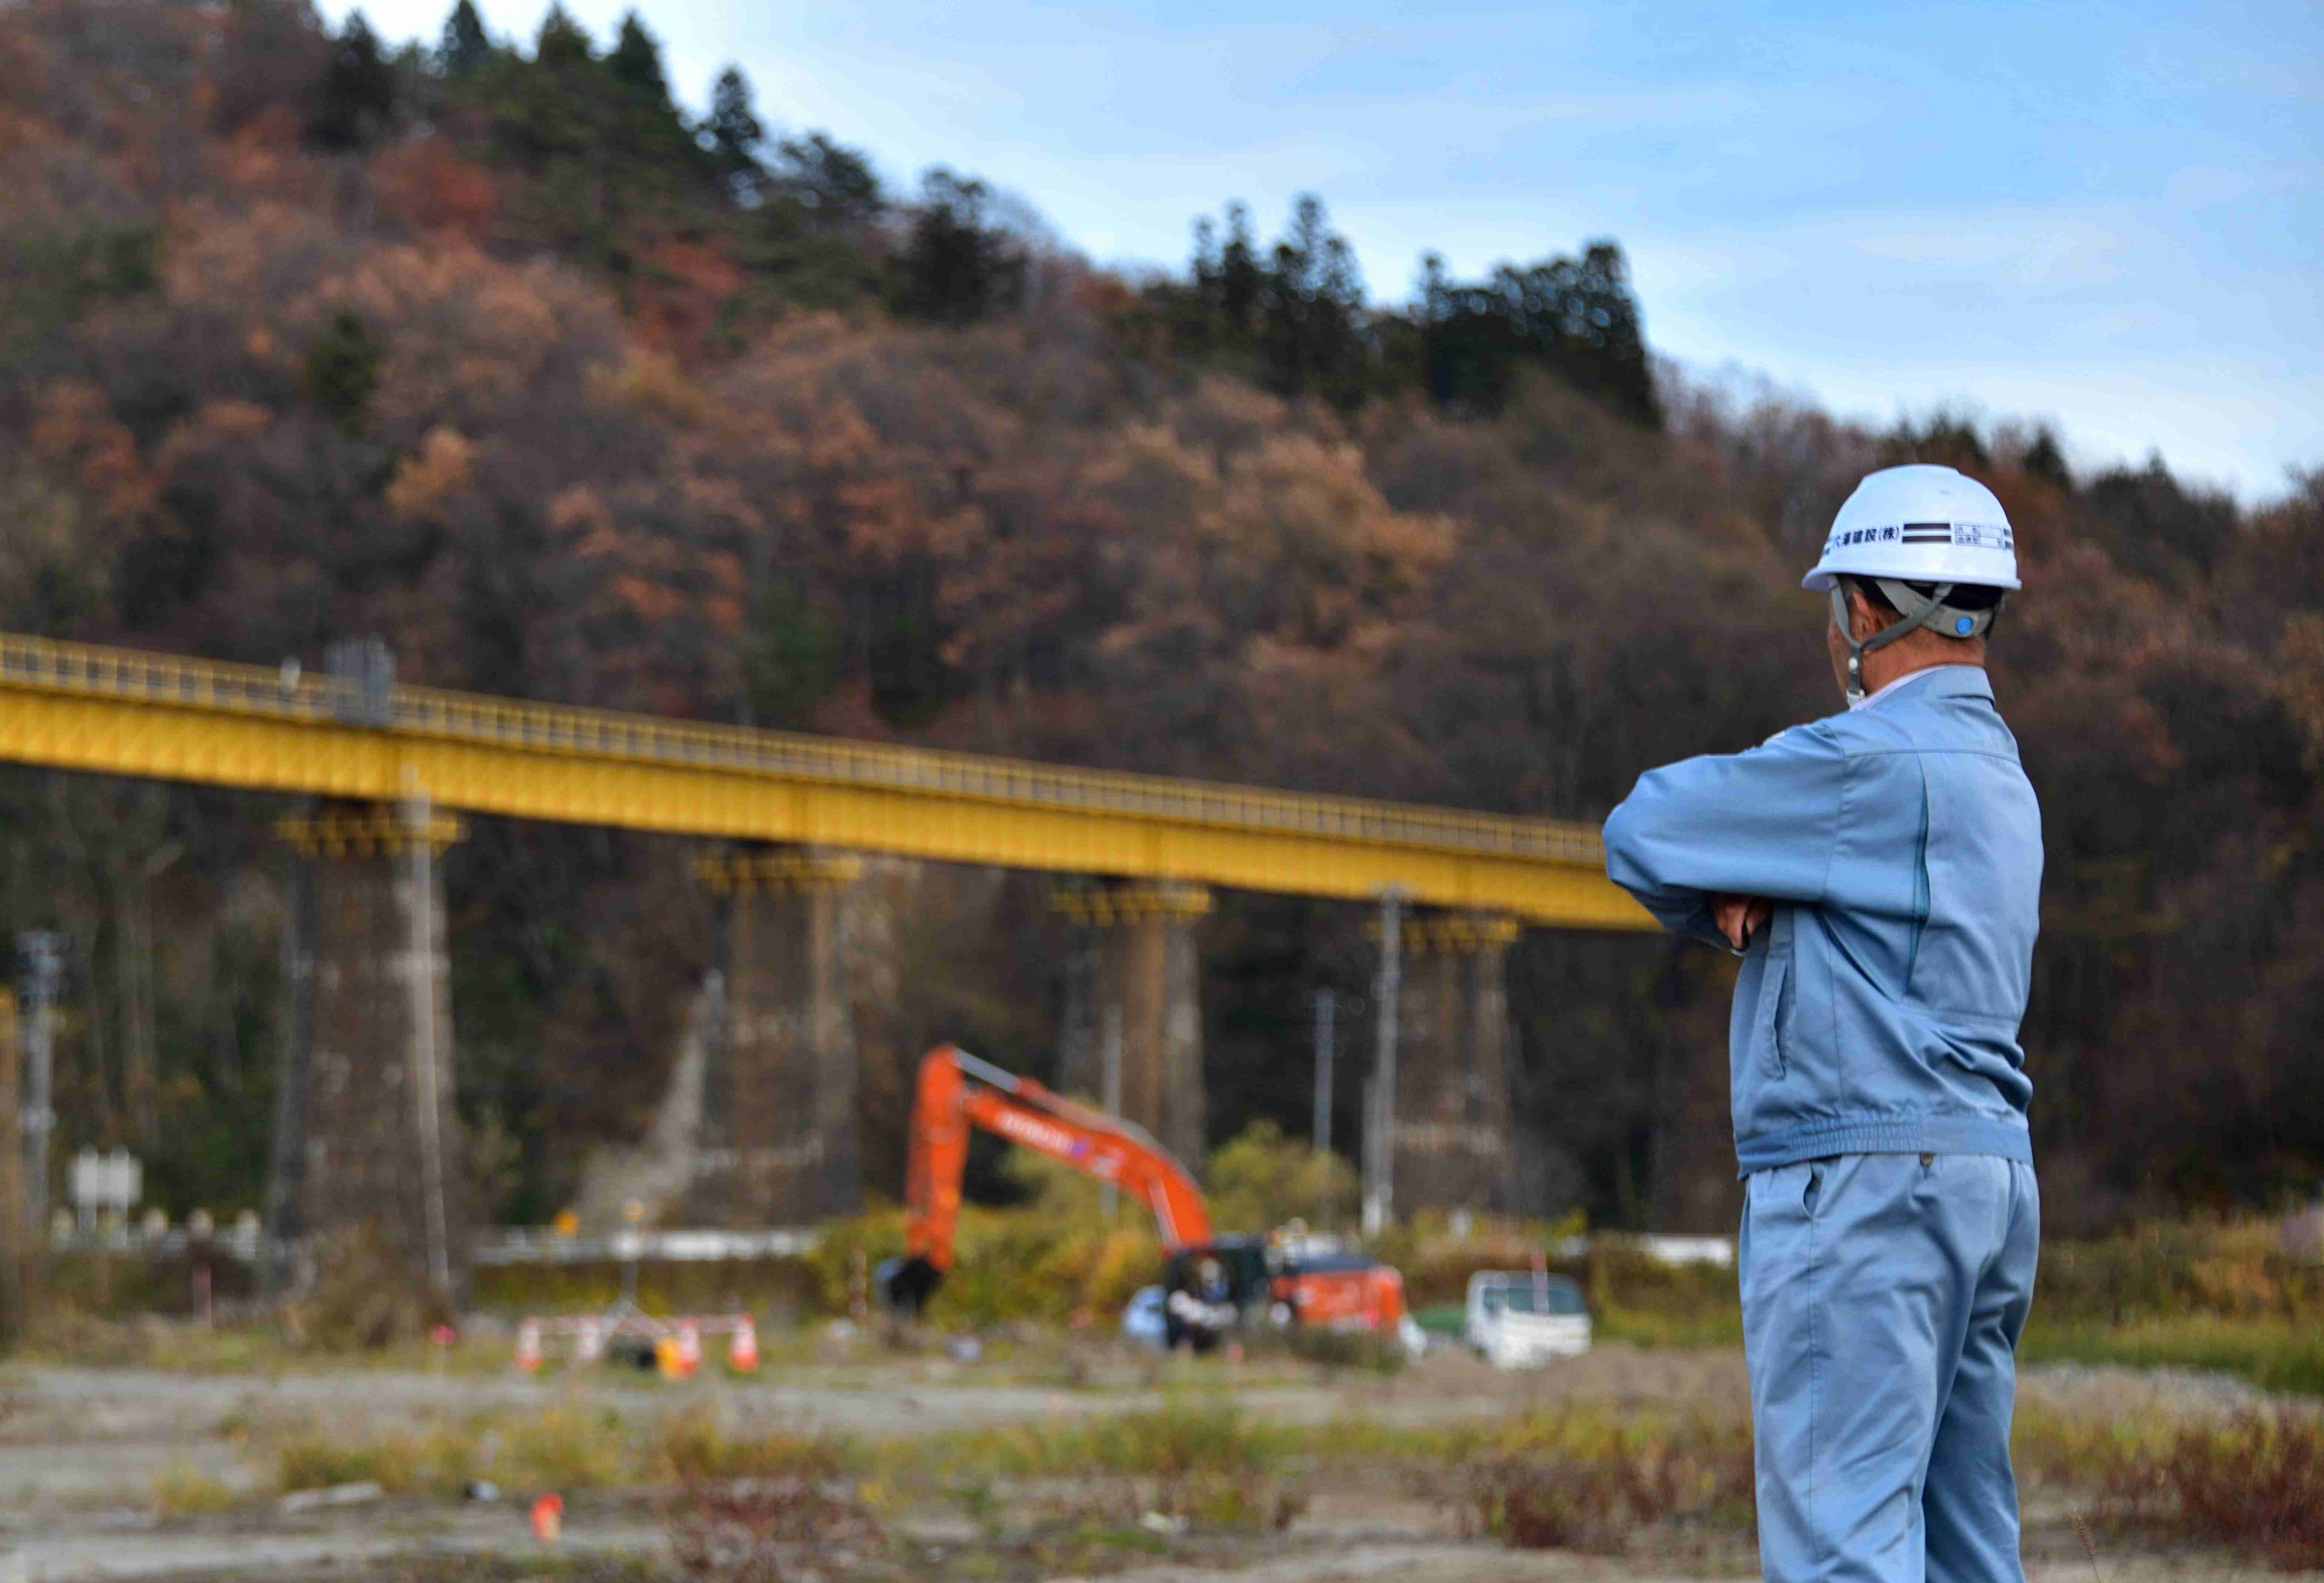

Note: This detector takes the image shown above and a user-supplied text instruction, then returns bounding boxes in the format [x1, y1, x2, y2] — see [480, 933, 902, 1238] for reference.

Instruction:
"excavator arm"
[884, 1043, 1212, 1313]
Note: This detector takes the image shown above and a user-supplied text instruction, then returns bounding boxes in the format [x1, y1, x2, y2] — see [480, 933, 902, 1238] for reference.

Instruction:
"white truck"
[1464, 1268, 1591, 1368]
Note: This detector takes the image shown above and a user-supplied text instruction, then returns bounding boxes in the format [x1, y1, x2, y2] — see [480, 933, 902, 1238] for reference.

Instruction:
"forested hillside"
[1, 0, 2319, 1233]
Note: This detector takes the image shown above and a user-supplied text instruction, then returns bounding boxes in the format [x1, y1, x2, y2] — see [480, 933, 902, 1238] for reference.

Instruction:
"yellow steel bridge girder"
[0, 635, 1654, 929]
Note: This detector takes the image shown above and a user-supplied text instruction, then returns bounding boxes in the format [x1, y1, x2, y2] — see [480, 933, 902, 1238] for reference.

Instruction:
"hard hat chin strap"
[1831, 578, 2003, 703]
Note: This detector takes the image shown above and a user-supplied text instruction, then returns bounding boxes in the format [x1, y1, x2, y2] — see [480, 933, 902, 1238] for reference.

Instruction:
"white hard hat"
[1810, 464, 2019, 703]
[1803, 464, 2020, 593]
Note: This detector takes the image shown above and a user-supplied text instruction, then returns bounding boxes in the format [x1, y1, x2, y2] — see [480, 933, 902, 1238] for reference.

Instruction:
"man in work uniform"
[1602, 464, 2042, 1583]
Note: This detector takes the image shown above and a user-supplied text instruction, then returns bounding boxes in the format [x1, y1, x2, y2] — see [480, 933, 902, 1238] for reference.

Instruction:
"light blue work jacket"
[1602, 665, 2042, 1175]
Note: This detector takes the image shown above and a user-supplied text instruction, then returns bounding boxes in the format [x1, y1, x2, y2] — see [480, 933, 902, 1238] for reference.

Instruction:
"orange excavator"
[880, 1044, 1411, 1351]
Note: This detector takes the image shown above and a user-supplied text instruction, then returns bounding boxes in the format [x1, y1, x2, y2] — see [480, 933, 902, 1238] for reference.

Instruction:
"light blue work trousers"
[1742, 1153, 2040, 1583]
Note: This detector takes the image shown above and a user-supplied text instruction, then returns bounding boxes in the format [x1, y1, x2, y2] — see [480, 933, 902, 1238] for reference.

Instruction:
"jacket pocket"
[1754, 947, 1793, 1079]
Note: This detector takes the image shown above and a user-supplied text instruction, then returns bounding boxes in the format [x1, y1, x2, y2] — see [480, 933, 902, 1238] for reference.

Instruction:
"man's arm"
[1601, 723, 1850, 949]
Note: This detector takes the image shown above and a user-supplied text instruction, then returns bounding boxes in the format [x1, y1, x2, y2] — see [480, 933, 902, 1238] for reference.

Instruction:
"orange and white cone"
[727, 1314, 759, 1374]
[515, 1318, 544, 1374]
[674, 1319, 702, 1380]
[575, 1316, 604, 1364]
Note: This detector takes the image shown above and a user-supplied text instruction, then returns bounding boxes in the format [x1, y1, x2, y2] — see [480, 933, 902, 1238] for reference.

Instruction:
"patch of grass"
[24, 1306, 515, 1378]
[651, 1403, 857, 1483]
[1594, 1307, 1746, 1348]
[907, 1397, 1310, 1535]
[1158, 1470, 1309, 1532]
[2021, 1316, 2324, 1397]
[2008, 1399, 2185, 1489]
[2100, 1409, 2324, 1571]
[150, 1458, 242, 1519]
[500, 1403, 631, 1490]
[919, 1396, 1284, 1480]
[273, 1420, 481, 1495]
[270, 1404, 631, 1496]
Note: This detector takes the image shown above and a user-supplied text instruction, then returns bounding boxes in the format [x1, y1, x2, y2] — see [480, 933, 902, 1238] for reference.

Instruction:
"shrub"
[1470, 1457, 1636, 1553]
[809, 1201, 1161, 1327]
[1464, 1408, 1755, 1553]
[664, 1475, 884, 1581]
[2036, 1219, 2324, 1327]
[294, 1225, 443, 1350]
[1203, 1121, 1359, 1232]
[2103, 1410, 2324, 1571]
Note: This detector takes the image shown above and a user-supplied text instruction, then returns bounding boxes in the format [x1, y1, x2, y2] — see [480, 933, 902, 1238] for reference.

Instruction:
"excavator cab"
[1159, 1237, 1268, 1350]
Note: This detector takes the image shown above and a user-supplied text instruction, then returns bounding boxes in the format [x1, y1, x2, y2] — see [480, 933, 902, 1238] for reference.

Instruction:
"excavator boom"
[886, 1044, 1212, 1312]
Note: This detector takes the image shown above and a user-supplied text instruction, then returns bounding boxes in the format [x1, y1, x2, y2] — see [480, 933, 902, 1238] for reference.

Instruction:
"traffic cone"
[530, 1491, 563, 1544]
[674, 1319, 702, 1380]
[515, 1318, 543, 1375]
[727, 1314, 759, 1374]
[575, 1316, 604, 1364]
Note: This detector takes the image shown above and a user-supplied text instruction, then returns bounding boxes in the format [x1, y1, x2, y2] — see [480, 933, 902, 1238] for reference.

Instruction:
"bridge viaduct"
[0, 634, 1648, 1298]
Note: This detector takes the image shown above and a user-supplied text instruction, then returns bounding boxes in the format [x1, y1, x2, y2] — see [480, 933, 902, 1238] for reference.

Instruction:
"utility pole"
[0, 987, 23, 1341]
[1099, 1004, 1123, 1219]
[1311, 989, 1336, 1161]
[1362, 887, 1405, 1238]
[18, 932, 61, 1238]
[1312, 988, 1338, 1228]
[261, 841, 313, 1298]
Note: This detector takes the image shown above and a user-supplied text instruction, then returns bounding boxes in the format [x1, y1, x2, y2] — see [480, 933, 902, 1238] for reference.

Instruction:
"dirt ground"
[0, 1342, 2305, 1582]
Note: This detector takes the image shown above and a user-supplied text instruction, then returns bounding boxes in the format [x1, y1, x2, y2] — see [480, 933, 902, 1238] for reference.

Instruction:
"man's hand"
[1712, 893, 1772, 951]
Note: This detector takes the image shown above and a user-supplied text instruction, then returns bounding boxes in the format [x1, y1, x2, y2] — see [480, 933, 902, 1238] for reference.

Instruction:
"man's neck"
[1856, 642, 1985, 698]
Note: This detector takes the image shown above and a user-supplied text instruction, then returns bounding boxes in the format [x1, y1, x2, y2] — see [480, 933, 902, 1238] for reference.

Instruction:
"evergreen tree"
[778, 132, 882, 228]
[1195, 202, 1262, 335]
[1256, 195, 1367, 407]
[438, 0, 490, 76]
[2022, 427, 2074, 492]
[303, 310, 381, 434]
[607, 12, 671, 107]
[534, 4, 593, 67]
[308, 10, 397, 150]
[1422, 241, 1659, 426]
[895, 169, 1024, 325]
[704, 66, 766, 195]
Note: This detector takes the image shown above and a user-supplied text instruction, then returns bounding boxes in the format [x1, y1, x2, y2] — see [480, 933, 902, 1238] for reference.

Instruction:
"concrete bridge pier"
[1391, 909, 1522, 1217]
[1053, 879, 1211, 1167]
[692, 846, 865, 1225]
[273, 801, 468, 1305]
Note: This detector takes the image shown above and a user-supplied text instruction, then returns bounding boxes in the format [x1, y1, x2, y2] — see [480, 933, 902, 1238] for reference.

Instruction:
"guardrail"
[0, 632, 1605, 864]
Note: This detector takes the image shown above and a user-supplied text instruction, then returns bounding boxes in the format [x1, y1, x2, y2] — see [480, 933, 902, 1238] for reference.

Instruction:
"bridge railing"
[0, 632, 1604, 864]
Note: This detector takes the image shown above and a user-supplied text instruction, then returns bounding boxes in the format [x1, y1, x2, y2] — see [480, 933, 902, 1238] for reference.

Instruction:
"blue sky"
[336, 0, 2320, 501]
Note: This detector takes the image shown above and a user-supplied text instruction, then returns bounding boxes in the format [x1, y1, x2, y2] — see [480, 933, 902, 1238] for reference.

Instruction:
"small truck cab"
[1464, 1269, 1591, 1368]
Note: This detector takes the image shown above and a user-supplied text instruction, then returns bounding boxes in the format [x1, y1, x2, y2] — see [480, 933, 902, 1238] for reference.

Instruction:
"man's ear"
[1845, 582, 1882, 642]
